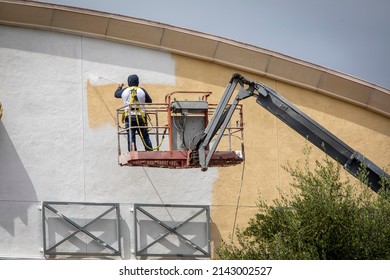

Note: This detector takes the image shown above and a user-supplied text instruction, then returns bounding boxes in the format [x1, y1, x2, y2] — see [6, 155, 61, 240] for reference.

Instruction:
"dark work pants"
[125, 115, 153, 151]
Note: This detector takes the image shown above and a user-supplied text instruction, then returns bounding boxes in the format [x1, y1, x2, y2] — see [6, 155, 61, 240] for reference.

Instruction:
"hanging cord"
[134, 112, 167, 151]
[172, 116, 187, 149]
[231, 158, 246, 241]
[141, 167, 175, 221]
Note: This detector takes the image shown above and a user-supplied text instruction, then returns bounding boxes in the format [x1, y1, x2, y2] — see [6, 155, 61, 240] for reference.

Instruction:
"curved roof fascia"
[1, 0, 389, 118]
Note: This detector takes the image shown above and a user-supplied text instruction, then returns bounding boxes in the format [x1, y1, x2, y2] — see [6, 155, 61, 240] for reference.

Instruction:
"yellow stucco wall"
[87, 53, 390, 257]
[172, 55, 390, 257]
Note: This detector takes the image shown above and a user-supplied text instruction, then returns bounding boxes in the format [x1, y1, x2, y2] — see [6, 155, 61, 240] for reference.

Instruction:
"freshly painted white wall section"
[82, 37, 176, 86]
[1, 26, 84, 200]
[0, 26, 217, 258]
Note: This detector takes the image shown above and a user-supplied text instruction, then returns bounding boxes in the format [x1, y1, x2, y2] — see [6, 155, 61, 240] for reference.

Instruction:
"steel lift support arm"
[196, 73, 389, 193]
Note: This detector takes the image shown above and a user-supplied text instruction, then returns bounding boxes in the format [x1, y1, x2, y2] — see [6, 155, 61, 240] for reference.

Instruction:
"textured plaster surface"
[0, 25, 389, 259]
[0, 26, 217, 258]
[170, 55, 390, 250]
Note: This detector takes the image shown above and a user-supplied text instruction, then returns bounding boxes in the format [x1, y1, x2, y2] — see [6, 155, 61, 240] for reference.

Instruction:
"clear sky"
[39, 0, 390, 89]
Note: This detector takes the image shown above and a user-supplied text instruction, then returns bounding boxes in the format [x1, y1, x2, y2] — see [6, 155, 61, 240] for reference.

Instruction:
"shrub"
[217, 150, 390, 260]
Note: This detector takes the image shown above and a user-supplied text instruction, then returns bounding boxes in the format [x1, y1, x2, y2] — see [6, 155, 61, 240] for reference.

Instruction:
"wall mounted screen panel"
[134, 204, 211, 258]
[41, 201, 121, 257]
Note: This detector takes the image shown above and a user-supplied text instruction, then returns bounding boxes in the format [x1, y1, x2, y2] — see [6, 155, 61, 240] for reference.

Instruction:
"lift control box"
[170, 101, 208, 150]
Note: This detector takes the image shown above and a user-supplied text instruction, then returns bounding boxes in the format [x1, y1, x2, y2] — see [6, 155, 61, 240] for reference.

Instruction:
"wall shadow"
[0, 120, 38, 235]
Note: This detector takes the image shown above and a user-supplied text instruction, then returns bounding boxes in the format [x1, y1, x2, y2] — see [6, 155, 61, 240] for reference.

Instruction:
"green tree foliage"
[217, 150, 390, 260]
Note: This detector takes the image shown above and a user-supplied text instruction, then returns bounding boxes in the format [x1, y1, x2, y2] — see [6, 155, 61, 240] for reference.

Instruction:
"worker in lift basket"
[114, 74, 153, 152]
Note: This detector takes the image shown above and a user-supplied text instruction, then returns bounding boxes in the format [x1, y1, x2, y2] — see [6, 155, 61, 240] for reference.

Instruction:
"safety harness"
[129, 87, 147, 124]
[128, 87, 154, 150]
[124, 87, 167, 151]
[122, 87, 145, 121]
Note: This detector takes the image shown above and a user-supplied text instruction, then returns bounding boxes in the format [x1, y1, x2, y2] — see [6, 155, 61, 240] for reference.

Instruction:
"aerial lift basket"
[116, 91, 244, 169]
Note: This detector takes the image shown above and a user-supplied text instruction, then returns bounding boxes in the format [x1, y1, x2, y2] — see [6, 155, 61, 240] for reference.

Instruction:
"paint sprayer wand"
[98, 76, 127, 87]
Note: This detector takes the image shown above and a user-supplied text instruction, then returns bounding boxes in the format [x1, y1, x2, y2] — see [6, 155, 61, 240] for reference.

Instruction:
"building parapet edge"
[0, 0, 388, 118]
